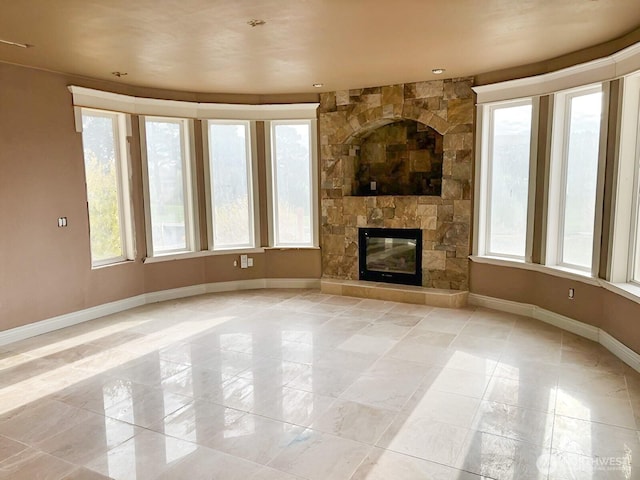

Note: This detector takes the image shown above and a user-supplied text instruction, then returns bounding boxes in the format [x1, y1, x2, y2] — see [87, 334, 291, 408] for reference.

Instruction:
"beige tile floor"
[0, 288, 639, 479]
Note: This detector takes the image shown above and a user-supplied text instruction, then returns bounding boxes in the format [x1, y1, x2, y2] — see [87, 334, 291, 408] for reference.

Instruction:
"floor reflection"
[0, 289, 638, 479]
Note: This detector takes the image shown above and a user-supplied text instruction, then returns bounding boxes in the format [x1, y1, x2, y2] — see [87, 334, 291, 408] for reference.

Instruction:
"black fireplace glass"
[359, 228, 422, 286]
[365, 237, 417, 275]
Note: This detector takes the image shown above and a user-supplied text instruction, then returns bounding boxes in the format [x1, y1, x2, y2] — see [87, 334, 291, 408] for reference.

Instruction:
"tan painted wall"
[0, 62, 321, 332]
[470, 262, 640, 353]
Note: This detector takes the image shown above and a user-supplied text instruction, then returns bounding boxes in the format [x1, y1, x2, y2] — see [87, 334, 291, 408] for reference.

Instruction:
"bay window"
[476, 99, 536, 260]
[546, 85, 605, 273]
[205, 120, 257, 249]
[80, 108, 134, 267]
[141, 117, 198, 256]
[267, 120, 318, 247]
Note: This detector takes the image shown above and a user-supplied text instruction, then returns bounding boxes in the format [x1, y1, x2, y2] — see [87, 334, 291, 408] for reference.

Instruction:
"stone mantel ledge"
[321, 278, 468, 309]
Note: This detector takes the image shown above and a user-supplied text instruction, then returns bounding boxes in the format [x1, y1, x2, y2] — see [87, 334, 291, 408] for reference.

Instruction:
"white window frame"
[544, 83, 608, 275]
[139, 116, 199, 257]
[203, 119, 260, 250]
[79, 107, 135, 268]
[265, 119, 319, 248]
[474, 98, 538, 262]
[610, 72, 640, 286]
[634, 162, 640, 284]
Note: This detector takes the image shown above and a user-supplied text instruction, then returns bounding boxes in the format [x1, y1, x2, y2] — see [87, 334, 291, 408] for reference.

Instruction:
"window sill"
[264, 246, 320, 251]
[470, 255, 640, 305]
[469, 255, 601, 286]
[142, 246, 320, 264]
[600, 282, 640, 305]
[91, 259, 135, 270]
[143, 248, 265, 264]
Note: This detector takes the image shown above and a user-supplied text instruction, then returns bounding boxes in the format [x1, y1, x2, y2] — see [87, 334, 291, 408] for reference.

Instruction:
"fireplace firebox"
[359, 228, 422, 286]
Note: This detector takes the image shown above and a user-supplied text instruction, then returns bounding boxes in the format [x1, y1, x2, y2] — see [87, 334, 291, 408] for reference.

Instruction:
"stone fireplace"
[319, 78, 474, 290]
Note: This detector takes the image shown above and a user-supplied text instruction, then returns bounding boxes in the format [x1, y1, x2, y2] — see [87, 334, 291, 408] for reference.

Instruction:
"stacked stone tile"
[319, 78, 473, 290]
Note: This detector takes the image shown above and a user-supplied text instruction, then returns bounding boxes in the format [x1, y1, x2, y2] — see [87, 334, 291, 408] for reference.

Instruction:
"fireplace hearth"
[359, 228, 422, 286]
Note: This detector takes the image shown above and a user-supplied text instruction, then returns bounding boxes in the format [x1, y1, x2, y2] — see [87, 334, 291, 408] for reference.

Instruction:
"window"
[612, 72, 640, 285]
[547, 86, 604, 272]
[141, 117, 198, 256]
[625, 78, 640, 285]
[80, 108, 134, 267]
[206, 121, 257, 249]
[634, 183, 640, 283]
[478, 100, 535, 259]
[268, 120, 317, 247]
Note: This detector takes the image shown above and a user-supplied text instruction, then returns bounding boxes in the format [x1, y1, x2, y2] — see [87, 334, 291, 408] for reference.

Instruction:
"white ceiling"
[1, 0, 639, 94]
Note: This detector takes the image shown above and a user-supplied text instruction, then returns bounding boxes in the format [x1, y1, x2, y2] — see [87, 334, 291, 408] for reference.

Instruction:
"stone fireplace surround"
[319, 78, 474, 290]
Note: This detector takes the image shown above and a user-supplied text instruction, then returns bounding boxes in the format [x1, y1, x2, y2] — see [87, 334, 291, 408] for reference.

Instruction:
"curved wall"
[471, 35, 640, 357]
[470, 262, 640, 355]
[4, 30, 640, 349]
[0, 62, 320, 332]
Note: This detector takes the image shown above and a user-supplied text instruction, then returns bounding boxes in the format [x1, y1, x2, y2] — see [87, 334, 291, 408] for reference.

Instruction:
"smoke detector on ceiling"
[431, 68, 446, 75]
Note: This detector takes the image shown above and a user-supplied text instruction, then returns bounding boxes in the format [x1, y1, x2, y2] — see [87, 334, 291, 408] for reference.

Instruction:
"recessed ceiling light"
[312, 83, 324, 88]
[0, 38, 32, 48]
[247, 19, 266, 27]
[432, 68, 445, 75]
[111, 71, 128, 78]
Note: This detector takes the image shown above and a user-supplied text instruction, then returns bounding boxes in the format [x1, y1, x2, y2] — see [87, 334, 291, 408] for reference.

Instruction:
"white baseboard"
[533, 308, 599, 342]
[467, 294, 535, 318]
[0, 278, 319, 347]
[206, 279, 266, 293]
[266, 278, 320, 289]
[468, 293, 640, 373]
[0, 294, 146, 347]
[146, 285, 208, 304]
[600, 330, 640, 373]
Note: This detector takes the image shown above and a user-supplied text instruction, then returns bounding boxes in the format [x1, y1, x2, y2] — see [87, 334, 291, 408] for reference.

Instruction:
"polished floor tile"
[204, 413, 305, 465]
[377, 415, 470, 465]
[268, 428, 371, 480]
[0, 448, 77, 480]
[1, 288, 640, 479]
[312, 399, 397, 444]
[352, 447, 484, 479]
[456, 430, 549, 480]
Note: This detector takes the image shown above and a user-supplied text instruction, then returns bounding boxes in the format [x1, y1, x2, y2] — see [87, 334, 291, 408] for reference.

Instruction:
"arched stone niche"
[349, 119, 443, 196]
[319, 78, 474, 290]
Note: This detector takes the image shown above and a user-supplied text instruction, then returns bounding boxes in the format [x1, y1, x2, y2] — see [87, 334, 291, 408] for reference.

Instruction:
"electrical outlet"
[240, 254, 248, 269]
[247, 257, 253, 267]
[57, 217, 68, 227]
[568, 288, 575, 300]
[370, 181, 377, 191]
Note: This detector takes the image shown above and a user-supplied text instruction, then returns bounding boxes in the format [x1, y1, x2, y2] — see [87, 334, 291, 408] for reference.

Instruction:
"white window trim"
[472, 41, 640, 104]
[610, 72, 640, 286]
[139, 116, 199, 257]
[68, 86, 319, 120]
[69, 86, 320, 258]
[78, 107, 136, 268]
[474, 97, 538, 262]
[203, 119, 260, 251]
[265, 119, 319, 248]
[544, 83, 608, 274]
[142, 247, 265, 264]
